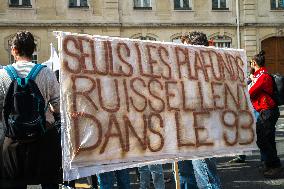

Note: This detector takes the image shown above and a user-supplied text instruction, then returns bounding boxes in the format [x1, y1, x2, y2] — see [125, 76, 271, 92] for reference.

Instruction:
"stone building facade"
[0, 0, 283, 74]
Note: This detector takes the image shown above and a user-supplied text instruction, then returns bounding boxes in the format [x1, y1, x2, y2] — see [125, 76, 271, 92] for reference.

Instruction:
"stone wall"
[0, 0, 283, 64]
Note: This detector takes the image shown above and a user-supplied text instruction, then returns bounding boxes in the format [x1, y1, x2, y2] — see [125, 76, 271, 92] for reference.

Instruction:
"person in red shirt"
[249, 50, 282, 178]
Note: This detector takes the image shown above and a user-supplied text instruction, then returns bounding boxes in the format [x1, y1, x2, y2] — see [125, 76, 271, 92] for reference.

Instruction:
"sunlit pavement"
[217, 116, 284, 189]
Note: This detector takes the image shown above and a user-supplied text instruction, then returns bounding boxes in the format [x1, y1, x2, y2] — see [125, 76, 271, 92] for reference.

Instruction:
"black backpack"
[3, 64, 47, 140]
[264, 72, 284, 106]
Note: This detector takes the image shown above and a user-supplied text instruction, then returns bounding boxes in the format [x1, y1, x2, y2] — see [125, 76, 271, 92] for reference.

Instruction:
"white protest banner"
[57, 32, 256, 181]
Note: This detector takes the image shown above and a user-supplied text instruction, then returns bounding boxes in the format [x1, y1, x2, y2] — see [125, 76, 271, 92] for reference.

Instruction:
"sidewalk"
[217, 116, 284, 189]
[217, 155, 284, 189]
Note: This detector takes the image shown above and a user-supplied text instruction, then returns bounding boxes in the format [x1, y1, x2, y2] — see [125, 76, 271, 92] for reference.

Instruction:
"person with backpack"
[0, 31, 61, 189]
[249, 50, 282, 178]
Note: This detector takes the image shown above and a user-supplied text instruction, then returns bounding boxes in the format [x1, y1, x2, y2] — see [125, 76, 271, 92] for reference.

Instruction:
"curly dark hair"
[11, 31, 36, 59]
[189, 31, 209, 46]
[252, 50, 265, 67]
[180, 34, 190, 44]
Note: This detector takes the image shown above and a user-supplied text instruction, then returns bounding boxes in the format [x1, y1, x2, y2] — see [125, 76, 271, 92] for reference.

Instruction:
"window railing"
[9, 3, 32, 8]
[211, 35, 232, 48]
[212, 7, 229, 10]
[174, 6, 192, 10]
[133, 6, 152, 10]
[69, 5, 89, 8]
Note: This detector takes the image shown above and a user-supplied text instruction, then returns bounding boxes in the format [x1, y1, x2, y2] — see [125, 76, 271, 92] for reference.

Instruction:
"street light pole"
[236, 0, 240, 49]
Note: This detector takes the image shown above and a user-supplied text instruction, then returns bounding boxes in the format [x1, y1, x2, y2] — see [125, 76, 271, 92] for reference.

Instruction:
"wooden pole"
[174, 161, 181, 189]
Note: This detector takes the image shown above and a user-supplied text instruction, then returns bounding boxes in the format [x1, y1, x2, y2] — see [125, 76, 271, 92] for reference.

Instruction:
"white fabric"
[57, 32, 257, 181]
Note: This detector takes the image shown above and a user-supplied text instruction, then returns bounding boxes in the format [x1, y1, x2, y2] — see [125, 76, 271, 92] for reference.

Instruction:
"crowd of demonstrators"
[1, 30, 282, 189]
[0, 30, 222, 189]
[248, 50, 282, 178]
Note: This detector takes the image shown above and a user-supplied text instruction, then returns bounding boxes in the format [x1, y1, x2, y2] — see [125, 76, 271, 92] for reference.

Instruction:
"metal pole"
[174, 161, 181, 189]
[236, 0, 240, 49]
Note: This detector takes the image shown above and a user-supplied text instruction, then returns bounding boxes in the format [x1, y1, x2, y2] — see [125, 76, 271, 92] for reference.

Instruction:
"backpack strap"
[4, 65, 29, 87]
[262, 71, 277, 101]
[4, 65, 19, 80]
[26, 64, 47, 80]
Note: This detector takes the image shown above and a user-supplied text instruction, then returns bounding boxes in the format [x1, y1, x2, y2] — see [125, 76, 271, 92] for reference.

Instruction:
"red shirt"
[249, 67, 277, 112]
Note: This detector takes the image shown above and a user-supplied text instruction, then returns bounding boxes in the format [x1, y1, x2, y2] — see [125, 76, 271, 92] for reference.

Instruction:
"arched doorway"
[261, 37, 284, 74]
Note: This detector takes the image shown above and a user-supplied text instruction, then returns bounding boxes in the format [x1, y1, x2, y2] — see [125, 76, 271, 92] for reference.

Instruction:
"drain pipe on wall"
[236, 0, 240, 49]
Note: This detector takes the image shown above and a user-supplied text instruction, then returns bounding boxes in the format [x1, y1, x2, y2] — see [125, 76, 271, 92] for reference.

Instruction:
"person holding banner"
[97, 169, 130, 189]
[138, 164, 165, 189]
[0, 31, 61, 189]
[248, 50, 282, 178]
[178, 31, 222, 189]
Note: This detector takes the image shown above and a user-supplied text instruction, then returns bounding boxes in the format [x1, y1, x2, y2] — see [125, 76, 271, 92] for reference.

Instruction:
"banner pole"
[174, 161, 180, 189]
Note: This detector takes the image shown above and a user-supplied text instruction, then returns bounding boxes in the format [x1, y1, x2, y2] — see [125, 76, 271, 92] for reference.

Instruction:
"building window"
[211, 35, 232, 48]
[271, 0, 284, 10]
[212, 0, 228, 10]
[174, 0, 192, 10]
[134, 36, 156, 41]
[69, 0, 88, 8]
[9, 0, 32, 7]
[134, 0, 152, 10]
